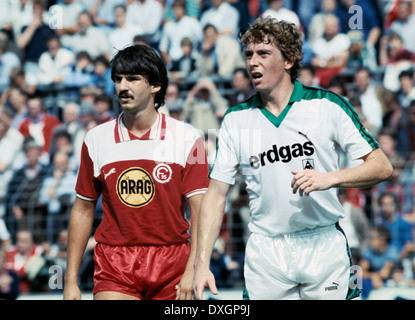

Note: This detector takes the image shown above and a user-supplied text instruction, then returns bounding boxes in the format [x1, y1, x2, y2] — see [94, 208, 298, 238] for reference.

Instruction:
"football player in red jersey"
[63, 45, 209, 300]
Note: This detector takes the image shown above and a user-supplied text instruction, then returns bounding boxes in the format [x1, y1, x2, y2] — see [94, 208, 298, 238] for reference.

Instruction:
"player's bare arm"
[192, 180, 230, 300]
[291, 148, 393, 196]
[63, 197, 96, 300]
[176, 194, 203, 300]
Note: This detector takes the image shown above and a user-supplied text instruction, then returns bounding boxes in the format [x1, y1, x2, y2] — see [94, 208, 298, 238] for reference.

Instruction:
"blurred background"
[1, 0, 415, 300]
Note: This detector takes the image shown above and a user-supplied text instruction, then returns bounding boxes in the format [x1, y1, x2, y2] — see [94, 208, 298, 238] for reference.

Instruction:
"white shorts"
[244, 223, 357, 300]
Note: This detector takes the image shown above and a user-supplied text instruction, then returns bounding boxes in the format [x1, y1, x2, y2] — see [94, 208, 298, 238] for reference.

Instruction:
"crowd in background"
[0, 0, 415, 300]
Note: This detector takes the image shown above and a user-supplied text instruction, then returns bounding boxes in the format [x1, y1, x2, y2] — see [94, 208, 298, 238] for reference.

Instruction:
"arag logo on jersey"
[116, 168, 155, 208]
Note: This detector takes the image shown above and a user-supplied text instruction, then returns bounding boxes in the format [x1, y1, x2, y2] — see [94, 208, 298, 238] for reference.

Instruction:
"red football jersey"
[75, 112, 209, 246]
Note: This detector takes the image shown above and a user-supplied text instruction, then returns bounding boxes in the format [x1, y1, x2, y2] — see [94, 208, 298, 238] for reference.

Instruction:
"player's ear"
[151, 85, 161, 94]
[284, 59, 295, 70]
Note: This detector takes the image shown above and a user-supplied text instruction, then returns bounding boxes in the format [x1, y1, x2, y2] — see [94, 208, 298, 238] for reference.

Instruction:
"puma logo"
[104, 168, 116, 180]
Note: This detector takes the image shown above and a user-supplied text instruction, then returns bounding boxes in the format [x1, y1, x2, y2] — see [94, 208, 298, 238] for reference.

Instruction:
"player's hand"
[192, 264, 218, 300]
[63, 282, 82, 300]
[175, 268, 194, 300]
[291, 170, 332, 196]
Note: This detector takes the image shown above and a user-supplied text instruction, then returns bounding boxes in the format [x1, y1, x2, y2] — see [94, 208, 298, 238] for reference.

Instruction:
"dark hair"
[110, 45, 168, 108]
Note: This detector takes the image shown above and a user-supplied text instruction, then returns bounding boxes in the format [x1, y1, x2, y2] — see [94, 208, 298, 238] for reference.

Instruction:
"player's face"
[114, 74, 160, 112]
[244, 39, 293, 92]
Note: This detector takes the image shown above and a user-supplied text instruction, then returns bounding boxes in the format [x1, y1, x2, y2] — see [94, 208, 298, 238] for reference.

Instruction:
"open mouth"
[251, 72, 263, 81]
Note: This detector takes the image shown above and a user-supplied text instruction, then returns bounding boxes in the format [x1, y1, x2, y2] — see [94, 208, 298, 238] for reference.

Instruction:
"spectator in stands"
[352, 67, 384, 136]
[336, 0, 381, 47]
[126, 0, 164, 48]
[182, 77, 228, 135]
[16, 0, 56, 86]
[164, 82, 185, 120]
[108, 4, 144, 59]
[37, 35, 75, 86]
[346, 30, 378, 73]
[164, 0, 200, 21]
[311, 14, 350, 88]
[3, 140, 49, 243]
[381, 90, 404, 136]
[43, 229, 68, 277]
[197, 24, 245, 79]
[308, 0, 339, 44]
[168, 37, 200, 82]
[338, 188, 370, 264]
[86, 0, 127, 30]
[159, 0, 203, 66]
[200, 0, 240, 38]
[1, 86, 28, 130]
[93, 93, 116, 125]
[18, 95, 61, 160]
[379, 33, 415, 92]
[376, 192, 413, 255]
[92, 55, 114, 96]
[61, 11, 110, 60]
[56, 102, 86, 161]
[9, 0, 41, 41]
[63, 51, 95, 90]
[397, 69, 415, 109]
[210, 238, 239, 288]
[299, 64, 320, 88]
[369, 152, 411, 222]
[389, 0, 415, 53]
[396, 101, 415, 162]
[0, 32, 21, 93]
[0, 115, 24, 220]
[4, 230, 44, 294]
[49, 128, 79, 173]
[226, 67, 256, 107]
[0, 217, 11, 249]
[39, 151, 77, 243]
[0, 1, 13, 40]
[8, 66, 37, 97]
[53, 0, 85, 39]
[0, 244, 19, 299]
[260, 0, 301, 27]
[360, 226, 400, 299]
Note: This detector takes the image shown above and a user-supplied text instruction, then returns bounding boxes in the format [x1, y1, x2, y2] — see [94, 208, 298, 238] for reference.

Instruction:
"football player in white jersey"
[192, 17, 393, 300]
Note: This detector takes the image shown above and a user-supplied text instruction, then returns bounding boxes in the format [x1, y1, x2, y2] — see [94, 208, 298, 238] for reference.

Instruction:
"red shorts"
[93, 242, 190, 300]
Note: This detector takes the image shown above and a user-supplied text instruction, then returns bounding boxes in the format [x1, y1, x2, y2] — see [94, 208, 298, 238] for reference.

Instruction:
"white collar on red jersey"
[114, 111, 167, 143]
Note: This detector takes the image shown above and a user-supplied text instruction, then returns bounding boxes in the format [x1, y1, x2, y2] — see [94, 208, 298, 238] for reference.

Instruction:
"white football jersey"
[210, 81, 379, 236]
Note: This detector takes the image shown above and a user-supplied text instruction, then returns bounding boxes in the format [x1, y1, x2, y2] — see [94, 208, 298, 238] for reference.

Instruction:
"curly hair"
[240, 17, 304, 83]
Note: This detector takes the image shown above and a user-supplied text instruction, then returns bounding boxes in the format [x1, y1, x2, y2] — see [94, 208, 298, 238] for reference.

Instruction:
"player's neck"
[261, 80, 294, 117]
[122, 107, 158, 137]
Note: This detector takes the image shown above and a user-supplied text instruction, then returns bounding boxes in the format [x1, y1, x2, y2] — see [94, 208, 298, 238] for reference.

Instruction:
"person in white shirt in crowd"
[260, 0, 301, 28]
[0, 114, 24, 220]
[0, 32, 21, 92]
[108, 4, 144, 59]
[61, 11, 110, 60]
[310, 14, 350, 87]
[52, 0, 85, 39]
[200, 0, 240, 38]
[389, 0, 415, 53]
[38, 35, 75, 85]
[84, 0, 126, 30]
[353, 67, 384, 136]
[197, 24, 245, 79]
[159, 0, 203, 66]
[125, 0, 164, 48]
